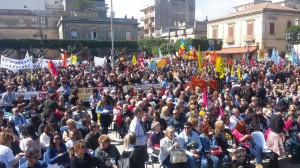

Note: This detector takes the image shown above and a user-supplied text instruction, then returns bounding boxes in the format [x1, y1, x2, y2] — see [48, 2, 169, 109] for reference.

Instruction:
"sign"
[0, 91, 47, 100]
[122, 84, 161, 93]
[37, 58, 71, 69]
[76, 87, 115, 102]
[0, 55, 33, 71]
[94, 56, 105, 67]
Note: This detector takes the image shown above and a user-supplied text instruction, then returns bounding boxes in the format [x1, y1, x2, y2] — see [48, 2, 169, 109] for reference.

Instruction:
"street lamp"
[110, 0, 115, 69]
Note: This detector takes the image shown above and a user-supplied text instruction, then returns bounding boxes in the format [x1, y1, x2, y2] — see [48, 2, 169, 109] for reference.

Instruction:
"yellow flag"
[198, 45, 202, 73]
[230, 65, 234, 76]
[132, 55, 137, 65]
[70, 54, 77, 65]
[215, 56, 222, 72]
[237, 66, 242, 80]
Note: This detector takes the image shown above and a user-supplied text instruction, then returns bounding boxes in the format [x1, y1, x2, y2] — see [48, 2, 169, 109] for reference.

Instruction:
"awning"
[211, 46, 258, 54]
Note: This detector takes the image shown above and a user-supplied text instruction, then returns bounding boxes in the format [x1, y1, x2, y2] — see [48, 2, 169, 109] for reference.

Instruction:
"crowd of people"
[0, 56, 299, 168]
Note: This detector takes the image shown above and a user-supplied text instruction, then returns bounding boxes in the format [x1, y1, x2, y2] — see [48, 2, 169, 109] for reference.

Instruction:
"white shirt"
[39, 133, 51, 149]
[129, 117, 147, 146]
[229, 115, 243, 130]
[0, 145, 15, 168]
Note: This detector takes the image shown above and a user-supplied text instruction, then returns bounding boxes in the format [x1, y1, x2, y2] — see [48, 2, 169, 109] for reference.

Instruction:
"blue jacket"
[44, 143, 69, 165]
[20, 160, 47, 168]
[199, 133, 218, 151]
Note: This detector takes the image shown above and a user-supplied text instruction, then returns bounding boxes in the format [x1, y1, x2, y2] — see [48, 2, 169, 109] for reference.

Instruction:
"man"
[20, 148, 47, 168]
[168, 109, 187, 135]
[256, 81, 267, 107]
[229, 108, 243, 130]
[2, 85, 16, 112]
[57, 82, 71, 102]
[89, 88, 101, 122]
[177, 122, 204, 168]
[9, 107, 27, 134]
[129, 107, 148, 146]
[39, 93, 66, 120]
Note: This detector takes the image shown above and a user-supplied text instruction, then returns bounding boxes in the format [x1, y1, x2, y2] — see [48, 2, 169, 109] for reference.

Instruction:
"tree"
[71, 0, 96, 12]
[286, 25, 300, 44]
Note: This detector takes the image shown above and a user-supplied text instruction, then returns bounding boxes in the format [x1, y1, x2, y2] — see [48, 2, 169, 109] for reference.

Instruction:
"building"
[141, 0, 195, 38]
[64, 0, 108, 17]
[207, 2, 300, 59]
[234, 0, 300, 12]
[57, 15, 139, 41]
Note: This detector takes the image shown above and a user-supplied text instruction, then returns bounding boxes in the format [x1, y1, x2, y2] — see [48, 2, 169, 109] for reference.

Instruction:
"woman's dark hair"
[49, 133, 62, 149]
[49, 93, 57, 100]
[22, 125, 38, 140]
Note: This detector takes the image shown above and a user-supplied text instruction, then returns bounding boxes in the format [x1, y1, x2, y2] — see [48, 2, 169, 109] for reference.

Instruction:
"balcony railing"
[226, 37, 234, 43]
[244, 35, 255, 42]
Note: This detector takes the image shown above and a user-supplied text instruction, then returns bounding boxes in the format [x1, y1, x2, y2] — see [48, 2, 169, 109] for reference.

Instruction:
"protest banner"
[76, 87, 115, 102]
[0, 55, 33, 71]
[122, 84, 161, 93]
[94, 56, 105, 67]
[0, 91, 47, 100]
[38, 58, 71, 69]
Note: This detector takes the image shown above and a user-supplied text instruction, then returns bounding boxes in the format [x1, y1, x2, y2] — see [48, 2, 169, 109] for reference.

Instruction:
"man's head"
[25, 148, 40, 165]
[183, 122, 193, 135]
[133, 107, 144, 119]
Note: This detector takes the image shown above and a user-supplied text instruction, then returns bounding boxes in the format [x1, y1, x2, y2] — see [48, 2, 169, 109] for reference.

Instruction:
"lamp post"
[110, 0, 115, 69]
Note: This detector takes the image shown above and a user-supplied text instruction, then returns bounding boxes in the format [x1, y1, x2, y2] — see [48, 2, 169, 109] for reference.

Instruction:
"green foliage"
[71, 0, 96, 12]
[286, 25, 300, 44]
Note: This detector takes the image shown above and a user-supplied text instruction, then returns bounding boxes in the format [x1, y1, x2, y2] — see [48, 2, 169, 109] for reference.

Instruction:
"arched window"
[287, 21, 292, 29]
[71, 30, 78, 40]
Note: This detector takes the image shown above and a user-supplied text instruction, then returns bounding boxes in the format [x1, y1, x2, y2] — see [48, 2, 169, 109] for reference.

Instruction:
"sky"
[106, 0, 247, 22]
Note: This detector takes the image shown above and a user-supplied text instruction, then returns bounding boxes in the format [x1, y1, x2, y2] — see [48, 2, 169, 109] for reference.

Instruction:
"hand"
[232, 144, 237, 149]
[173, 142, 180, 149]
[193, 154, 200, 159]
[58, 152, 65, 157]
[146, 132, 150, 139]
[17, 153, 25, 158]
[190, 149, 197, 154]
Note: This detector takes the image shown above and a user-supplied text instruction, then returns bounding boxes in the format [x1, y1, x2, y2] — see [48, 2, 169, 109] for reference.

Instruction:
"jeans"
[200, 155, 219, 168]
[248, 145, 262, 164]
[186, 154, 207, 168]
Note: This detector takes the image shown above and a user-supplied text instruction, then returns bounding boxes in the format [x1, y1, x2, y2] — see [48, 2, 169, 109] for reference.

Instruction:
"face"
[168, 130, 175, 139]
[203, 116, 210, 124]
[99, 140, 109, 149]
[53, 135, 61, 144]
[184, 125, 192, 134]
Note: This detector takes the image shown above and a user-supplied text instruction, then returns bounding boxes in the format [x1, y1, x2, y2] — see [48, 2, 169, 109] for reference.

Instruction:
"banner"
[94, 56, 105, 67]
[0, 55, 33, 71]
[76, 87, 115, 102]
[37, 58, 71, 69]
[122, 84, 161, 93]
[0, 91, 47, 100]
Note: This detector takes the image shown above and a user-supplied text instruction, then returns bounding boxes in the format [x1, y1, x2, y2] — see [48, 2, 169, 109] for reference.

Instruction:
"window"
[71, 31, 78, 40]
[32, 17, 38, 24]
[91, 31, 97, 40]
[269, 23, 275, 34]
[212, 27, 218, 39]
[40, 17, 46, 25]
[19, 17, 25, 24]
[287, 21, 292, 28]
[55, 1, 58, 4]
[247, 23, 253, 35]
[125, 31, 132, 40]
[228, 26, 234, 37]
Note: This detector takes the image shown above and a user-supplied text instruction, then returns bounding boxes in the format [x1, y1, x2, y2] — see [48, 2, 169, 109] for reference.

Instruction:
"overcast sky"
[106, 0, 246, 22]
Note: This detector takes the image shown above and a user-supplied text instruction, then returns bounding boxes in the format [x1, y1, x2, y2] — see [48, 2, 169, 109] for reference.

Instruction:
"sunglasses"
[54, 137, 61, 140]
[184, 127, 191, 129]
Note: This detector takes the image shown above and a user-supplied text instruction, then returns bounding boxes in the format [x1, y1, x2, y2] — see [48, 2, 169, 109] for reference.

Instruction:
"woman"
[148, 122, 164, 162]
[84, 122, 101, 151]
[55, 96, 66, 120]
[66, 130, 82, 150]
[39, 124, 55, 152]
[69, 140, 98, 168]
[96, 95, 113, 134]
[19, 125, 42, 159]
[214, 120, 236, 163]
[160, 106, 171, 123]
[122, 132, 149, 168]
[0, 132, 24, 168]
[63, 119, 77, 142]
[199, 124, 219, 168]
[44, 133, 69, 167]
[232, 121, 263, 168]
[95, 135, 120, 168]
[159, 126, 187, 168]
[266, 107, 286, 168]
[153, 111, 167, 130]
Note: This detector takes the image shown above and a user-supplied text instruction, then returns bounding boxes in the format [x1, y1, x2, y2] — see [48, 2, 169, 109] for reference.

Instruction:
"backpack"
[118, 149, 134, 168]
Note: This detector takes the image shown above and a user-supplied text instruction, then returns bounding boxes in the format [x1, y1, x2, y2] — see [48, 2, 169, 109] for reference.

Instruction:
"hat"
[151, 122, 160, 130]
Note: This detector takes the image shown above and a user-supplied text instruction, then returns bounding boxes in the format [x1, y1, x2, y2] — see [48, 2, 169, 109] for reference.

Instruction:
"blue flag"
[271, 48, 279, 65]
[291, 49, 300, 65]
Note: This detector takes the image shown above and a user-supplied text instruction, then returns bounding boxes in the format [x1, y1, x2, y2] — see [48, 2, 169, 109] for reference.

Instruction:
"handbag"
[170, 149, 187, 164]
[209, 146, 223, 156]
[118, 150, 134, 168]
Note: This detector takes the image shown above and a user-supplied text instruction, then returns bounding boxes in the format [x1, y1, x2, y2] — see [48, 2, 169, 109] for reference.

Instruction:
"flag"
[271, 48, 279, 65]
[179, 39, 185, 57]
[215, 56, 222, 72]
[212, 50, 217, 64]
[250, 57, 255, 67]
[237, 66, 242, 80]
[48, 58, 57, 77]
[25, 51, 29, 59]
[203, 87, 208, 106]
[291, 49, 300, 65]
[227, 58, 233, 66]
[230, 65, 234, 76]
[62, 51, 67, 68]
[285, 52, 291, 61]
[89, 62, 92, 73]
[198, 45, 202, 73]
[259, 49, 264, 59]
[132, 55, 137, 66]
[278, 58, 283, 70]
[70, 54, 77, 65]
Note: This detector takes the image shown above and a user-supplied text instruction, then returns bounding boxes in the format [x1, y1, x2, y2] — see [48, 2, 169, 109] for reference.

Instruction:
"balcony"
[225, 37, 234, 43]
[244, 35, 255, 42]
[145, 13, 155, 20]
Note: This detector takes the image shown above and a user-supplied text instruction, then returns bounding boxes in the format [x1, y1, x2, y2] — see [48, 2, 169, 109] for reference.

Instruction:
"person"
[0, 132, 25, 168]
[96, 95, 113, 134]
[73, 104, 89, 122]
[199, 124, 220, 168]
[19, 148, 48, 168]
[84, 122, 101, 151]
[122, 132, 149, 168]
[148, 122, 164, 162]
[63, 119, 77, 142]
[19, 125, 42, 159]
[39, 93, 66, 120]
[89, 88, 101, 122]
[129, 107, 148, 146]
[229, 108, 243, 130]
[39, 124, 55, 152]
[159, 126, 187, 168]
[232, 121, 263, 168]
[177, 122, 204, 168]
[9, 107, 27, 134]
[266, 107, 286, 168]
[94, 135, 120, 168]
[69, 140, 98, 168]
[168, 109, 187, 135]
[2, 85, 16, 112]
[66, 130, 82, 150]
[0, 111, 8, 130]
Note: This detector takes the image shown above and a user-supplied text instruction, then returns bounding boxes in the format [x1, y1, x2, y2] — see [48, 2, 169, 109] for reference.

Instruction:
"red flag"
[203, 87, 208, 106]
[278, 59, 283, 70]
[49, 58, 58, 77]
[250, 57, 255, 67]
[63, 51, 67, 68]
